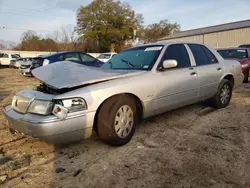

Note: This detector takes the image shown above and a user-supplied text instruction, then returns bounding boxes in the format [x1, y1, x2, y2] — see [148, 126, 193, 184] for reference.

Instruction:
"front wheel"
[97, 95, 137, 146]
[209, 79, 233, 109]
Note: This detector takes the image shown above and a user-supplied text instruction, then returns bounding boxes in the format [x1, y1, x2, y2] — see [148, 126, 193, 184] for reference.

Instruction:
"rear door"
[187, 44, 223, 100]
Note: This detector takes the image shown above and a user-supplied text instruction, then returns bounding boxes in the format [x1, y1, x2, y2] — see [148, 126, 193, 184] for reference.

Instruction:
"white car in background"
[97, 52, 117, 62]
[0, 53, 20, 66]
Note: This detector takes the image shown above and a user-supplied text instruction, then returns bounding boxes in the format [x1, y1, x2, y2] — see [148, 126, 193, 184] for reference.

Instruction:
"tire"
[243, 71, 249, 83]
[97, 95, 137, 146]
[209, 79, 233, 109]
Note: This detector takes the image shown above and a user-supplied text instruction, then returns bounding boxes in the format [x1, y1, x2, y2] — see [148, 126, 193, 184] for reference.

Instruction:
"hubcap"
[114, 105, 134, 138]
[220, 84, 230, 104]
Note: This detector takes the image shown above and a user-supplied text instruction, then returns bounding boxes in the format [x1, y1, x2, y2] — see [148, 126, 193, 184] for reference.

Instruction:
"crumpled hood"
[32, 61, 145, 89]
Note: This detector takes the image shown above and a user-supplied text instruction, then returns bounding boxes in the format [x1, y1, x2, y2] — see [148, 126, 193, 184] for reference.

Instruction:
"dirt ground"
[0, 67, 250, 188]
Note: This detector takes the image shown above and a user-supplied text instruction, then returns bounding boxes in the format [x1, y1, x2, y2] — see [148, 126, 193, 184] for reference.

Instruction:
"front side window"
[79, 53, 95, 62]
[188, 44, 210, 66]
[162, 44, 191, 68]
[64, 53, 81, 61]
[217, 49, 248, 59]
[101, 45, 163, 70]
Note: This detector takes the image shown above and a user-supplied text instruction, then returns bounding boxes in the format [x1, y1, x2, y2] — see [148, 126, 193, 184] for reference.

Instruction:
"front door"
[187, 44, 224, 100]
[155, 44, 199, 114]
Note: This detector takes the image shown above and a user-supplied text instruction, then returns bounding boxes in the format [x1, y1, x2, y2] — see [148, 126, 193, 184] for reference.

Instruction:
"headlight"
[61, 98, 87, 112]
[42, 59, 50, 66]
[242, 64, 248, 68]
[28, 100, 54, 115]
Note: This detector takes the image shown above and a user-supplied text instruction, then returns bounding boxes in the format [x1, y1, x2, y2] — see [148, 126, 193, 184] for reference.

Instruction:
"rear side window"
[162, 44, 191, 68]
[188, 44, 210, 66]
[79, 53, 95, 62]
[202, 46, 218, 63]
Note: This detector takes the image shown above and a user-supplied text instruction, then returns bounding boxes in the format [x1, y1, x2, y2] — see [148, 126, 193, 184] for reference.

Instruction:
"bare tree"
[51, 25, 80, 51]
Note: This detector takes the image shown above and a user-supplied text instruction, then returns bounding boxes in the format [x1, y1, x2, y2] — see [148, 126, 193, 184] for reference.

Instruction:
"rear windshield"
[217, 49, 248, 59]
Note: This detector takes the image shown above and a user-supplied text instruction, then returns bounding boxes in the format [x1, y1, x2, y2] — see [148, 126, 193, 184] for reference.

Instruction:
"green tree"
[141, 19, 180, 43]
[76, 0, 143, 52]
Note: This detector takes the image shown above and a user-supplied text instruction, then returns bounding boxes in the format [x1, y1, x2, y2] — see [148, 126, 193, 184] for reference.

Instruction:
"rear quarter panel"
[221, 59, 243, 88]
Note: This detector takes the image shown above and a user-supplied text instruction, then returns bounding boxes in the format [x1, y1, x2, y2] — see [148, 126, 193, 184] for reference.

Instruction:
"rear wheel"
[208, 79, 232, 109]
[97, 95, 137, 146]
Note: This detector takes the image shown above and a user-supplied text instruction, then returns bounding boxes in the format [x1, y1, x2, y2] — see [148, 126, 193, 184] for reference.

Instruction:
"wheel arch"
[222, 74, 235, 87]
[93, 93, 144, 132]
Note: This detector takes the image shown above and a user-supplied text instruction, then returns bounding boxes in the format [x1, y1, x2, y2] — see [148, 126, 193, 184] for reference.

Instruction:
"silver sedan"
[3, 42, 243, 146]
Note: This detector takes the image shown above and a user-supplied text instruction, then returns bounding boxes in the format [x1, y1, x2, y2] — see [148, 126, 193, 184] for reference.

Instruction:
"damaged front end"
[11, 86, 88, 120]
[3, 87, 93, 144]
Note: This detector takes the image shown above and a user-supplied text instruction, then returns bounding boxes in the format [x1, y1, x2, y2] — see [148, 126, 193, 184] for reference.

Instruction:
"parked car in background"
[0, 53, 20, 66]
[239, 44, 250, 50]
[97, 52, 117, 62]
[10, 57, 33, 68]
[19, 51, 104, 76]
[217, 48, 250, 83]
[3, 42, 243, 146]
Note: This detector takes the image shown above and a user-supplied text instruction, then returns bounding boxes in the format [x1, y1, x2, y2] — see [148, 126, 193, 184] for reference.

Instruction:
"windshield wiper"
[121, 58, 135, 68]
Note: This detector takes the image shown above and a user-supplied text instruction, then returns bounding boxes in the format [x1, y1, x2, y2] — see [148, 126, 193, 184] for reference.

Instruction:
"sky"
[0, 0, 249, 43]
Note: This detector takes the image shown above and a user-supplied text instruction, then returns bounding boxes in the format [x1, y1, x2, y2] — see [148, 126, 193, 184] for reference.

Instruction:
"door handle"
[190, 72, 197, 76]
[217, 67, 222, 71]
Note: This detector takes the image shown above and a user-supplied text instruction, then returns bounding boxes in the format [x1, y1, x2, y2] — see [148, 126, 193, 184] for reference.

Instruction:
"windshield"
[218, 49, 248, 59]
[98, 54, 111, 59]
[101, 45, 163, 70]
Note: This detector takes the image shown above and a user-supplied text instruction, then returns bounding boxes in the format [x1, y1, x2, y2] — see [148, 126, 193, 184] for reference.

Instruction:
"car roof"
[134, 41, 208, 48]
[37, 51, 89, 58]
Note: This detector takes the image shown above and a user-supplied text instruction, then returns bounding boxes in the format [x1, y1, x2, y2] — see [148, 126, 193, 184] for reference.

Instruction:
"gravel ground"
[0, 67, 250, 188]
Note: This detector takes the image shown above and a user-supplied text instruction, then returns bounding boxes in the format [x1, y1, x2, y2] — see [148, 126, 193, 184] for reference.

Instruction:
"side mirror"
[162, 59, 178, 69]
